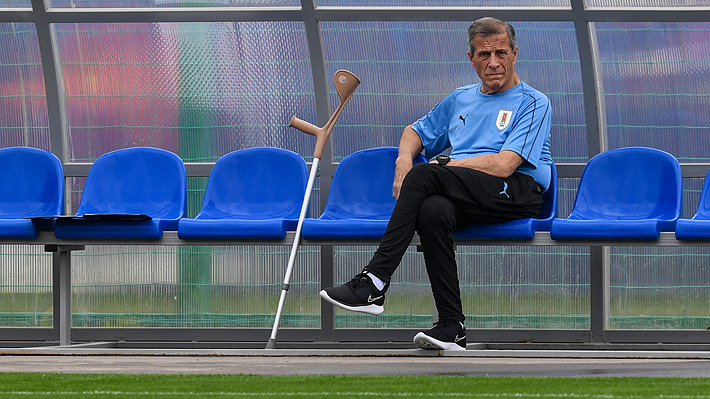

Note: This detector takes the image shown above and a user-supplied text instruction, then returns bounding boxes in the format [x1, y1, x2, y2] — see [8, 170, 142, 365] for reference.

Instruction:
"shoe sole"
[319, 290, 384, 315]
[413, 332, 466, 351]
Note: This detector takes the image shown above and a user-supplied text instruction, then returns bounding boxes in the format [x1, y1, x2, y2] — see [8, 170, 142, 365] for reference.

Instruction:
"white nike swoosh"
[454, 335, 466, 342]
[367, 295, 383, 303]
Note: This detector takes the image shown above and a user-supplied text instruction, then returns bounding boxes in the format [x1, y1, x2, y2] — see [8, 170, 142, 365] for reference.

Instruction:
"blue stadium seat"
[54, 147, 187, 240]
[675, 168, 710, 240]
[550, 147, 682, 241]
[0, 147, 64, 238]
[178, 147, 309, 240]
[454, 161, 558, 240]
[302, 147, 427, 240]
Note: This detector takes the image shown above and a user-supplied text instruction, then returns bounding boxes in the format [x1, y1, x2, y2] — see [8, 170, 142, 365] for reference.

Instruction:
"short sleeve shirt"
[411, 82, 553, 191]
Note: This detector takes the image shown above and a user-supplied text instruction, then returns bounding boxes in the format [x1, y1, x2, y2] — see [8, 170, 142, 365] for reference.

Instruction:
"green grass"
[1, 373, 710, 398]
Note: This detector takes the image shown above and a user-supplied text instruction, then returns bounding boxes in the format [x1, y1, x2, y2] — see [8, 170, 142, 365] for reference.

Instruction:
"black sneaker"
[319, 272, 387, 315]
[413, 319, 467, 351]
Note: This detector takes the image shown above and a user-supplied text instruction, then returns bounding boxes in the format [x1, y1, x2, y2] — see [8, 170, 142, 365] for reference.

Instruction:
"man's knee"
[402, 163, 436, 188]
[417, 195, 457, 237]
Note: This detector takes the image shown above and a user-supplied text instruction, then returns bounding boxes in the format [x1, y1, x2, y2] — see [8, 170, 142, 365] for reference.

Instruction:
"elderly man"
[320, 17, 553, 351]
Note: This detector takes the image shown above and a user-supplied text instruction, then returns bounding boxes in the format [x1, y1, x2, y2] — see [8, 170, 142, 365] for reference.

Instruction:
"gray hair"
[467, 17, 516, 54]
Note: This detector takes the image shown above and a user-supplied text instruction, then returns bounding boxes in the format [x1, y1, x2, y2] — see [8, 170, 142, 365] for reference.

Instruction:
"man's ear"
[467, 51, 476, 70]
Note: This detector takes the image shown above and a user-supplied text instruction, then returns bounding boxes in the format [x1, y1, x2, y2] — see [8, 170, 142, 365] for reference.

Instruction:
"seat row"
[0, 145, 708, 242]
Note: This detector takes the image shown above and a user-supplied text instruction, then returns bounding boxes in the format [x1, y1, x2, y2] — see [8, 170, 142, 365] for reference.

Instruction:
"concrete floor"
[3, 347, 710, 377]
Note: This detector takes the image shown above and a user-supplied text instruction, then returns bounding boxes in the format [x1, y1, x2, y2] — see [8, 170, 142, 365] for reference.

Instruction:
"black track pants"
[363, 163, 544, 322]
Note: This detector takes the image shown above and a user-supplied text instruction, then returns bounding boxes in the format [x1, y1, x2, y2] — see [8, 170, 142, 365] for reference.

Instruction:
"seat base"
[455, 219, 543, 240]
[551, 219, 663, 240]
[54, 218, 165, 240]
[0, 219, 41, 239]
[178, 218, 293, 240]
[302, 219, 389, 240]
[675, 219, 710, 240]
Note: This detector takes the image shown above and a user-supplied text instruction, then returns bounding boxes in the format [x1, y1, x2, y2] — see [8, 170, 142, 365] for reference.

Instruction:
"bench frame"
[3, 230, 710, 349]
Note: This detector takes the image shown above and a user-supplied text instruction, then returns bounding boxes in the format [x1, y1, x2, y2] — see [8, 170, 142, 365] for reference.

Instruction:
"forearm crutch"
[266, 70, 360, 349]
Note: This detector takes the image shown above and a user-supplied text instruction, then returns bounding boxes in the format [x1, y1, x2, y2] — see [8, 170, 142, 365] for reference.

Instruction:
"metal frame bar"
[47, 244, 84, 346]
[2, 6, 707, 23]
[62, 162, 710, 179]
[31, 0, 68, 164]
[43, 7, 304, 23]
[0, 10, 34, 23]
[589, 246, 609, 343]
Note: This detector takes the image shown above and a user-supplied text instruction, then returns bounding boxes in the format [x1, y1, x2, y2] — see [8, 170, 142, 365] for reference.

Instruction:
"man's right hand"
[393, 125, 425, 200]
[393, 157, 414, 200]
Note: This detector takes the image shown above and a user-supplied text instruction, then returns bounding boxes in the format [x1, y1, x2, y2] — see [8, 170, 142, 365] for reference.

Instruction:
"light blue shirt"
[411, 82, 553, 191]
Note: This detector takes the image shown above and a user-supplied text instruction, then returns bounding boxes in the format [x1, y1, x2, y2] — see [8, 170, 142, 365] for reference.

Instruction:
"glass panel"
[320, 0, 567, 6]
[72, 245, 319, 329]
[558, 177, 579, 218]
[610, 179, 703, 330]
[683, 177, 703, 219]
[587, 0, 710, 7]
[335, 245, 590, 330]
[56, 22, 315, 163]
[597, 22, 710, 160]
[0, 23, 49, 150]
[611, 246, 710, 330]
[0, 0, 31, 7]
[460, 246, 589, 329]
[322, 21, 586, 164]
[0, 245, 52, 328]
[50, 0, 299, 8]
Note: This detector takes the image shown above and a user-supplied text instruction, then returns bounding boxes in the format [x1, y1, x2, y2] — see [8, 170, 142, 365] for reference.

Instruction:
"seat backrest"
[0, 147, 64, 218]
[77, 147, 186, 219]
[321, 147, 427, 220]
[569, 147, 681, 226]
[690, 168, 710, 221]
[196, 147, 308, 219]
[537, 160, 558, 222]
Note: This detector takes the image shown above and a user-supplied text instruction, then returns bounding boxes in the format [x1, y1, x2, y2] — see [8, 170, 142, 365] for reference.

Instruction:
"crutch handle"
[288, 115, 319, 137]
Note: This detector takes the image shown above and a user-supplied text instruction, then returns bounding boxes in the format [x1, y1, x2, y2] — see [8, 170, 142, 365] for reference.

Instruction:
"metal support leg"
[320, 245, 335, 341]
[47, 245, 85, 346]
[589, 245, 610, 343]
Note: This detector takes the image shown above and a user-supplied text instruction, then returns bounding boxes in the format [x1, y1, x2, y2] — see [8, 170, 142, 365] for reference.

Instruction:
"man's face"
[468, 32, 518, 95]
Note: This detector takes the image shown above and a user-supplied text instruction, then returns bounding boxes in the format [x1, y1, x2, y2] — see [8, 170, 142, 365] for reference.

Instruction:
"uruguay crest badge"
[496, 109, 513, 131]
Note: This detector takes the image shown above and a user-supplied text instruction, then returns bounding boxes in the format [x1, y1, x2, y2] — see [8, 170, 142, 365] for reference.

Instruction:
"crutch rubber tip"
[265, 338, 277, 349]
